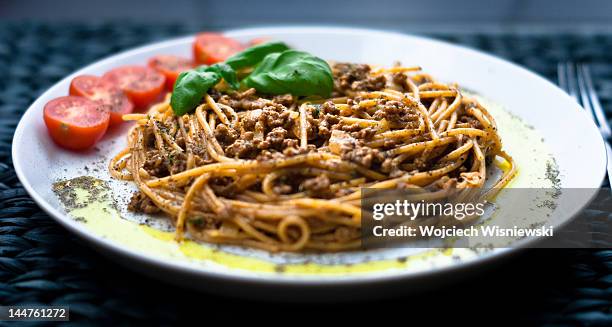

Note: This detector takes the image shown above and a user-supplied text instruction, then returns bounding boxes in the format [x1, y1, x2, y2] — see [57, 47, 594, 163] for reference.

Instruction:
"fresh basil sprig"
[198, 63, 239, 89]
[171, 69, 220, 116]
[171, 42, 289, 116]
[170, 41, 333, 116]
[171, 63, 238, 116]
[225, 41, 290, 70]
[242, 50, 333, 97]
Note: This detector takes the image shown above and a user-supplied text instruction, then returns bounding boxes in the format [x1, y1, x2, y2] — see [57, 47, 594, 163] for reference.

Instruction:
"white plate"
[12, 27, 606, 298]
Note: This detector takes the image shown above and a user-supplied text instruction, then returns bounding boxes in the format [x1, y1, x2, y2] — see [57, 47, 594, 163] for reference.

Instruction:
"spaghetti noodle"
[109, 62, 516, 252]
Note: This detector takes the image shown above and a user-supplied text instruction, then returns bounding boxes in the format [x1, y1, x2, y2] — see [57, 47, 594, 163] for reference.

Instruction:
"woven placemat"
[1, 23, 612, 325]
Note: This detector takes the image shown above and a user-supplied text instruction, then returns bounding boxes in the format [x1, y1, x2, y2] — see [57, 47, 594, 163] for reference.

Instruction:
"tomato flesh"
[248, 37, 270, 46]
[102, 66, 165, 109]
[69, 75, 133, 126]
[148, 55, 193, 90]
[193, 32, 243, 65]
[43, 96, 110, 151]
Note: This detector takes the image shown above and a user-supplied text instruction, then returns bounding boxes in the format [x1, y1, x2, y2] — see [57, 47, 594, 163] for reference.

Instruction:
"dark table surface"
[1, 22, 612, 326]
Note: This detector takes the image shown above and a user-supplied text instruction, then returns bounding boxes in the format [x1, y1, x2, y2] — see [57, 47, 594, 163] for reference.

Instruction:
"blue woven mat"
[1, 23, 612, 325]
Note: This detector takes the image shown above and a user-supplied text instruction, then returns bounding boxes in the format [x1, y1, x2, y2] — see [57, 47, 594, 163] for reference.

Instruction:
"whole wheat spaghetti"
[110, 62, 516, 252]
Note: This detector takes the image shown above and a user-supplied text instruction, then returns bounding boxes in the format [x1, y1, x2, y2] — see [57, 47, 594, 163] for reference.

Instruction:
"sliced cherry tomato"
[69, 75, 133, 126]
[248, 37, 270, 46]
[102, 66, 165, 109]
[147, 55, 194, 90]
[193, 32, 243, 65]
[43, 96, 110, 151]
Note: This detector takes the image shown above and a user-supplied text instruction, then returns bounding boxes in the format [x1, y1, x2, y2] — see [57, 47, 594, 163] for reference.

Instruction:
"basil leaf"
[242, 50, 333, 97]
[225, 41, 290, 70]
[170, 70, 220, 116]
[198, 63, 239, 90]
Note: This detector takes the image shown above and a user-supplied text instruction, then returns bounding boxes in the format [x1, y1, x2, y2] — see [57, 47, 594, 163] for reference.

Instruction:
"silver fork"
[557, 62, 612, 187]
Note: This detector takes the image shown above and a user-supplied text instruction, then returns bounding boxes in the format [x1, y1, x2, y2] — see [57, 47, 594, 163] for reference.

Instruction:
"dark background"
[1, 0, 612, 325]
[3, 0, 612, 33]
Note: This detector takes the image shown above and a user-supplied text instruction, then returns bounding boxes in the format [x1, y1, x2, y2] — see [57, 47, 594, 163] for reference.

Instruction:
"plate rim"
[11, 25, 607, 286]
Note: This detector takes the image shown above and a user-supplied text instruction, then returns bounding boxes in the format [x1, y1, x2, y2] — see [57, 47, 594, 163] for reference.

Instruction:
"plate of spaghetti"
[12, 27, 606, 298]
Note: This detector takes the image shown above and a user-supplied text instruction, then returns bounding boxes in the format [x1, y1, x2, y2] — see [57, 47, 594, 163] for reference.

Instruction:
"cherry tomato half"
[69, 75, 133, 126]
[248, 37, 270, 46]
[147, 55, 194, 90]
[102, 66, 165, 109]
[193, 32, 243, 65]
[43, 96, 110, 151]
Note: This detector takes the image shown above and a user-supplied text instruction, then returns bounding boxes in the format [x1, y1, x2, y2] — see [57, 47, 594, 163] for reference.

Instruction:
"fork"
[557, 62, 612, 187]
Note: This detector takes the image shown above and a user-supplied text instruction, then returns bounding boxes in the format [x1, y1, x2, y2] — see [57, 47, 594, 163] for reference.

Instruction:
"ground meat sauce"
[214, 124, 239, 145]
[128, 62, 428, 207]
[300, 174, 332, 198]
[339, 141, 385, 169]
[128, 191, 161, 214]
[332, 62, 387, 96]
[373, 99, 420, 128]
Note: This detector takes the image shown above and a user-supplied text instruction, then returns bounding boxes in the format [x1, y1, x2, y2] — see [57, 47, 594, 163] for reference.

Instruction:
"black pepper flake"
[274, 265, 286, 273]
[52, 176, 118, 220]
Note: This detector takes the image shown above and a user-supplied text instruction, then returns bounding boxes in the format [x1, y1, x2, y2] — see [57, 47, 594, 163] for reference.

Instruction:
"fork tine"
[559, 62, 612, 188]
[576, 63, 597, 122]
[577, 63, 612, 188]
[557, 62, 569, 93]
[606, 142, 612, 185]
[579, 64, 612, 139]
[565, 62, 580, 102]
